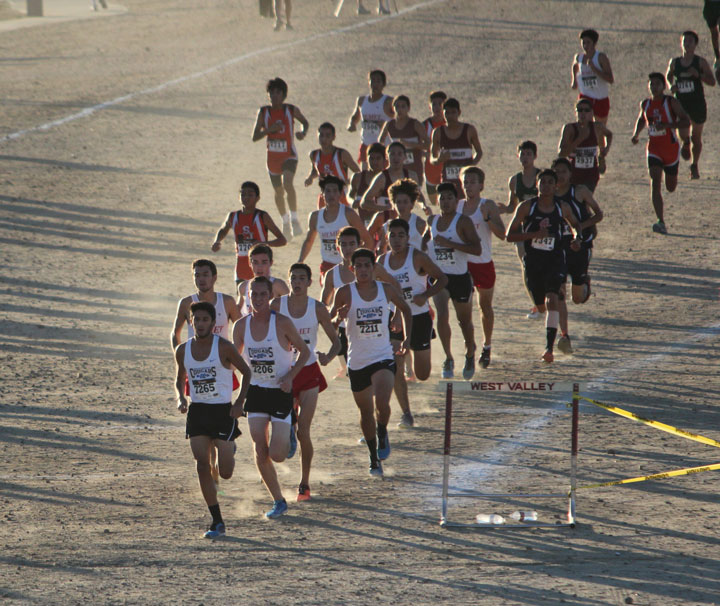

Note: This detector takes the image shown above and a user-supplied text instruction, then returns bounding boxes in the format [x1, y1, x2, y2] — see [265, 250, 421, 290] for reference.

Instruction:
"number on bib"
[531, 237, 555, 251]
[268, 139, 288, 153]
[677, 80, 695, 94]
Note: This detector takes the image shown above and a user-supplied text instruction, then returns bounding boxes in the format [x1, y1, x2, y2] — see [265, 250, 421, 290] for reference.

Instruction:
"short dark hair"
[192, 259, 217, 276]
[461, 166, 485, 182]
[518, 140, 538, 155]
[368, 142, 386, 157]
[389, 178, 419, 204]
[388, 218, 410, 235]
[266, 77, 288, 97]
[318, 122, 336, 135]
[337, 226, 360, 243]
[682, 30, 699, 44]
[319, 174, 345, 191]
[387, 141, 407, 154]
[289, 263, 312, 280]
[429, 90, 447, 102]
[240, 181, 260, 196]
[437, 182, 458, 197]
[369, 69, 387, 85]
[351, 248, 376, 266]
[576, 98, 593, 111]
[648, 72, 667, 86]
[190, 300, 216, 323]
[580, 29, 599, 44]
[537, 168, 558, 183]
[249, 243, 273, 261]
[393, 94, 411, 109]
[443, 98, 460, 111]
[551, 157, 572, 171]
[250, 275, 273, 293]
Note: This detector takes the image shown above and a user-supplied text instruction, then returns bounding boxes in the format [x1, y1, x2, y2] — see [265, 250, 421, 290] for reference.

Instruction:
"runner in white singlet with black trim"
[330, 248, 412, 477]
[233, 276, 309, 520]
[174, 301, 251, 539]
[271, 263, 340, 502]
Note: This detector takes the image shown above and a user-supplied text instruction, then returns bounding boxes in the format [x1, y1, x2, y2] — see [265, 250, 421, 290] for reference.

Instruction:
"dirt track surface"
[1, 0, 719, 604]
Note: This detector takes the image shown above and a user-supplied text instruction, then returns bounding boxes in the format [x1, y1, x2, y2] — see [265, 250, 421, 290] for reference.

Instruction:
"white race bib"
[581, 75, 598, 90]
[444, 165, 461, 180]
[574, 148, 596, 169]
[268, 139, 288, 153]
[531, 237, 555, 251]
[362, 121, 381, 137]
[677, 80, 695, 94]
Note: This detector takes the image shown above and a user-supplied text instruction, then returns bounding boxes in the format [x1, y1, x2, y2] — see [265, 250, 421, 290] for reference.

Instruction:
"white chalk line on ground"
[0, 0, 445, 145]
[439, 322, 720, 509]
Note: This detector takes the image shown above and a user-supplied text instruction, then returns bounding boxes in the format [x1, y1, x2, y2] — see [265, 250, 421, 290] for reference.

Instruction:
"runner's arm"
[699, 57, 717, 86]
[174, 344, 188, 413]
[261, 211, 288, 248]
[598, 123, 613, 158]
[359, 173, 389, 212]
[211, 212, 234, 251]
[505, 202, 533, 242]
[297, 212, 319, 262]
[483, 199, 506, 239]
[316, 302, 341, 365]
[341, 148, 361, 175]
[630, 102, 646, 143]
[320, 268, 335, 306]
[498, 174, 518, 214]
[469, 125, 483, 164]
[171, 297, 190, 351]
[668, 98, 691, 132]
[383, 283, 412, 355]
[347, 96, 363, 131]
[280, 315, 310, 383]
[272, 278, 290, 299]
[666, 58, 676, 88]
[304, 151, 319, 187]
[346, 207, 376, 250]
[293, 106, 309, 141]
[415, 250, 447, 303]
[570, 55, 579, 89]
[224, 294, 241, 324]
[593, 52, 614, 84]
[577, 186, 604, 231]
[252, 108, 268, 142]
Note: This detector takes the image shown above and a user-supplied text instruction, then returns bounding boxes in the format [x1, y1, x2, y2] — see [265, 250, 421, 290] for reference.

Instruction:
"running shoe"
[282, 219, 292, 239]
[297, 485, 311, 502]
[369, 459, 383, 477]
[204, 522, 225, 539]
[526, 306, 542, 319]
[265, 499, 288, 519]
[462, 353, 475, 380]
[358, 436, 366, 444]
[652, 221, 667, 235]
[397, 411, 414, 428]
[287, 424, 297, 459]
[690, 163, 700, 180]
[291, 217, 304, 237]
[357, 4, 370, 14]
[273, 20, 283, 31]
[441, 358, 454, 379]
[681, 141, 691, 161]
[557, 335, 573, 355]
[285, 22, 294, 30]
[541, 349, 554, 363]
[377, 432, 391, 460]
[378, 4, 391, 14]
[479, 347, 491, 369]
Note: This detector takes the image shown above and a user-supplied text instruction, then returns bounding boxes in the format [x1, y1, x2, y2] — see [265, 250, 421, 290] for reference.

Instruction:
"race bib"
[248, 346, 276, 379]
[189, 366, 218, 396]
[574, 148, 596, 169]
[236, 239, 254, 254]
[404, 151, 414, 164]
[402, 287, 413, 301]
[355, 306, 384, 338]
[444, 165, 461, 180]
[322, 239, 336, 253]
[434, 247, 455, 264]
[648, 124, 666, 137]
[268, 139, 288, 153]
[581, 75, 598, 90]
[362, 120, 381, 137]
[531, 237, 555, 251]
[677, 80, 695, 94]
[375, 196, 391, 208]
[449, 149, 472, 160]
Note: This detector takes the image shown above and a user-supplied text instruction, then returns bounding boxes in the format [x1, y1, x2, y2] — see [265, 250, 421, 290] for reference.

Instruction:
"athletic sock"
[209, 503, 223, 527]
[546, 327, 558, 351]
[366, 437, 378, 463]
[290, 210, 298, 221]
[376, 423, 387, 439]
[282, 212, 291, 224]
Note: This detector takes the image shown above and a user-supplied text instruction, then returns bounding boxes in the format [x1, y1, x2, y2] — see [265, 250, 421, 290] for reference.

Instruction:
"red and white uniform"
[231, 210, 268, 281]
[643, 96, 680, 166]
[312, 147, 350, 208]
[317, 207, 349, 274]
[577, 52, 611, 119]
[424, 117, 445, 186]
[457, 198, 495, 290]
[384, 119, 424, 185]
[263, 104, 297, 175]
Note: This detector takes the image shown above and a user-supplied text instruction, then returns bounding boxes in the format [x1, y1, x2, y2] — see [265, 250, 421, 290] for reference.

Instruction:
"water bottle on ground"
[510, 510, 538, 522]
[476, 513, 505, 524]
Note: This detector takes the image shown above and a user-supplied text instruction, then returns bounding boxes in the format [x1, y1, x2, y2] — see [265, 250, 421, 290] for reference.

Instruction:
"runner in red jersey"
[252, 78, 309, 240]
[349, 143, 387, 226]
[558, 98, 613, 192]
[631, 72, 690, 235]
[378, 95, 428, 188]
[422, 90, 447, 207]
[304, 122, 360, 209]
[429, 98, 482, 199]
[211, 181, 287, 288]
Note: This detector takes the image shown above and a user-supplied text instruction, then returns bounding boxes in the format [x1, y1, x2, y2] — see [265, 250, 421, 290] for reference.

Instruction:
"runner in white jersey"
[347, 69, 394, 170]
[233, 276, 309, 519]
[366, 177, 427, 255]
[270, 263, 340, 502]
[457, 167, 506, 369]
[571, 29, 614, 124]
[330, 248, 412, 477]
[379, 218, 447, 427]
[237, 244, 289, 316]
[297, 175, 374, 280]
[423, 182, 482, 381]
[174, 301, 251, 539]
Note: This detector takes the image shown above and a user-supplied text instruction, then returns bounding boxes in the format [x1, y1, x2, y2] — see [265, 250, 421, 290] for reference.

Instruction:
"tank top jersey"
[555, 187, 595, 249]
[382, 213, 424, 250]
[522, 198, 566, 258]
[382, 247, 429, 316]
[429, 213, 469, 275]
[673, 55, 705, 104]
[278, 295, 318, 366]
[242, 312, 293, 389]
[377, 168, 409, 208]
[346, 282, 394, 370]
[232, 210, 268, 259]
[423, 117, 446, 182]
[570, 123, 600, 186]
[239, 277, 278, 317]
[384, 119, 424, 178]
[360, 94, 392, 146]
[262, 104, 297, 157]
[642, 96, 679, 151]
[312, 147, 349, 183]
[316, 206, 348, 265]
[184, 335, 234, 404]
[439, 124, 473, 183]
[576, 53, 610, 100]
[514, 169, 541, 201]
[187, 293, 230, 340]
[330, 264, 355, 329]
[457, 198, 492, 264]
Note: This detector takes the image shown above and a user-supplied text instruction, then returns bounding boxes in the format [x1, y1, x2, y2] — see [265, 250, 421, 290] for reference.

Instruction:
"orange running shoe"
[541, 349, 554, 363]
[297, 484, 311, 502]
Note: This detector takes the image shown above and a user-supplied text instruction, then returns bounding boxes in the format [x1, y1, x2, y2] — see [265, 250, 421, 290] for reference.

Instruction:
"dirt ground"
[1, 0, 719, 604]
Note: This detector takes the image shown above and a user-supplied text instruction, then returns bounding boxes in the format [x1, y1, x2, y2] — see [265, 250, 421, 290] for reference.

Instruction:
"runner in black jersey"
[551, 158, 604, 354]
[506, 169, 583, 363]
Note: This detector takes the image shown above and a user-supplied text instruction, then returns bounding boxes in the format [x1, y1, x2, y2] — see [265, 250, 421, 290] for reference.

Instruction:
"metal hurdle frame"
[439, 381, 581, 529]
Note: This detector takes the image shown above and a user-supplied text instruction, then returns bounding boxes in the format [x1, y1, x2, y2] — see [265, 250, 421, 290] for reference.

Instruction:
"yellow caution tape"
[579, 462, 720, 489]
[577, 396, 720, 450]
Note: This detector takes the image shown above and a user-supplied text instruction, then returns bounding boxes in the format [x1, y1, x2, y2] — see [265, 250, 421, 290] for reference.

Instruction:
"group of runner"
[170, 20, 718, 537]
